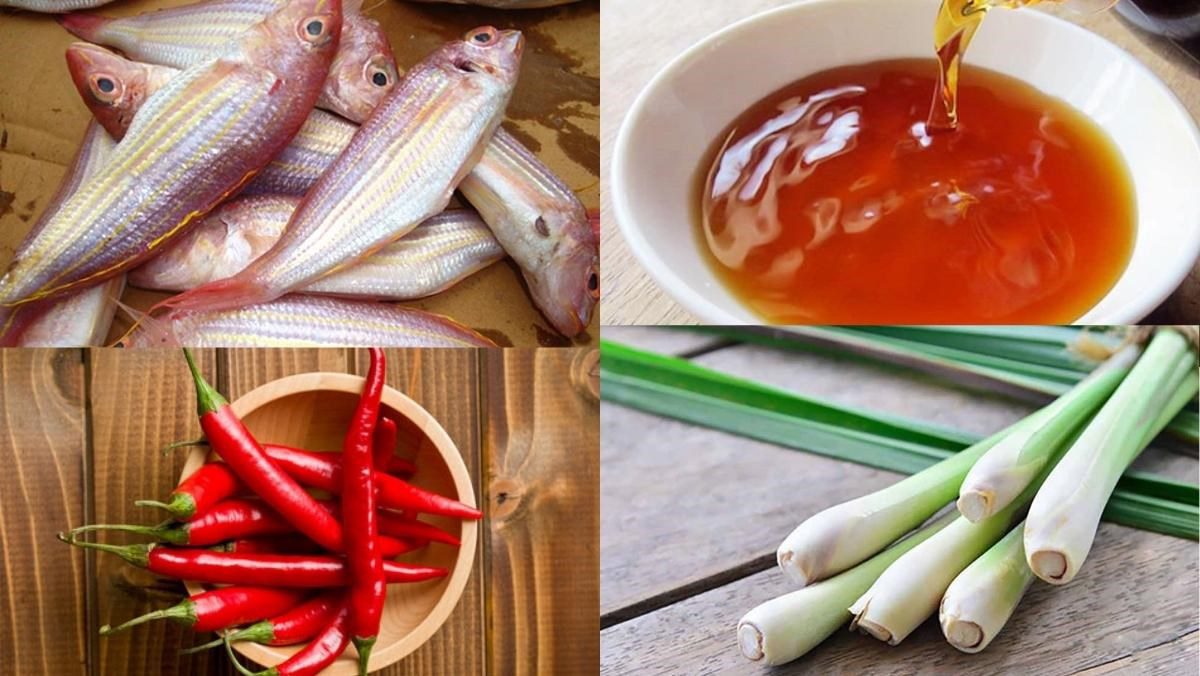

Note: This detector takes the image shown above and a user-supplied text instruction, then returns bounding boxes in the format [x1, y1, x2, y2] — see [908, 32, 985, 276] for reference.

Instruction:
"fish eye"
[306, 20, 324, 36]
[587, 270, 599, 299]
[468, 27, 497, 45]
[96, 77, 115, 93]
[372, 71, 388, 87]
[298, 16, 332, 44]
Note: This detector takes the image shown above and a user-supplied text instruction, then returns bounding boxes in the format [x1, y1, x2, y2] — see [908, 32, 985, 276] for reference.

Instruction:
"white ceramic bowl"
[610, 0, 1200, 324]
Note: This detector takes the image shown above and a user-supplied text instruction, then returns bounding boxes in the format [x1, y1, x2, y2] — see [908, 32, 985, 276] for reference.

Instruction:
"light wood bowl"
[181, 372, 478, 675]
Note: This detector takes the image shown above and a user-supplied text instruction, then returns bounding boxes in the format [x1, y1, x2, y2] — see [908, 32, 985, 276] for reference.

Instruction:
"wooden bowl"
[181, 372, 478, 675]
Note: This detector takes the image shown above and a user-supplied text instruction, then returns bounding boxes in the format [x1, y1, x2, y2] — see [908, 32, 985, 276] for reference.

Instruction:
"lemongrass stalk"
[776, 422, 1025, 586]
[939, 521, 1033, 653]
[1025, 330, 1198, 584]
[739, 512, 956, 666]
[957, 345, 1139, 522]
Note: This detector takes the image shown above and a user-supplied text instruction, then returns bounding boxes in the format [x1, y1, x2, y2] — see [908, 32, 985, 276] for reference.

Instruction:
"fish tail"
[56, 13, 114, 43]
[151, 275, 272, 316]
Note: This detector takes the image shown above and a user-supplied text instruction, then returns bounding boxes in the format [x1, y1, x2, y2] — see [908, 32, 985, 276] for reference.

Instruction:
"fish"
[406, 0, 581, 7]
[64, 43, 355, 197]
[0, 0, 112, 12]
[57, 0, 397, 123]
[0, 0, 342, 309]
[123, 294, 498, 347]
[156, 27, 523, 315]
[458, 128, 599, 336]
[129, 195, 506, 300]
[0, 122, 124, 346]
[75, 42, 598, 336]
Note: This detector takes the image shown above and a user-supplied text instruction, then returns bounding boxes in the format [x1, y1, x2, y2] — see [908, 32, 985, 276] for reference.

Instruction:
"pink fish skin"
[124, 294, 498, 348]
[0, 122, 122, 346]
[155, 27, 523, 316]
[56, 0, 396, 123]
[0, 0, 342, 309]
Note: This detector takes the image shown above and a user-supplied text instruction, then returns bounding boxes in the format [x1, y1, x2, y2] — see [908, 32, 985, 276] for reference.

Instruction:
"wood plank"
[87, 349, 228, 675]
[600, 522, 1199, 676]
[361, 349, 487, 676]
[0, 349, 88, 675]
[1074, 630, 1199, 676]
[222, 348, 354, 399]
[482, 348, 600, 674]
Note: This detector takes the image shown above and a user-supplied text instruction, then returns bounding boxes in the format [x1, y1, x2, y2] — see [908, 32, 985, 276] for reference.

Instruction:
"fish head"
[65, 43, 172, 140]
[320, 13, 400, 123]
[448, 26, 525, 87]
[530, 208, 599, 337]
[242, 0, 343, 88]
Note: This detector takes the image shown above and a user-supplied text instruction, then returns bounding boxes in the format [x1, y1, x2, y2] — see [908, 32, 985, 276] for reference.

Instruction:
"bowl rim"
[180, 371, 478, 674]
[610, 0, 1200, 325]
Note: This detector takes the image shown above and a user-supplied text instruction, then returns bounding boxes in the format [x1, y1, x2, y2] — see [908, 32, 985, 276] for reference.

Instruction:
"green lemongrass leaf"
[680, 326, 1199, 444]
[854, 326, 1105, 372]
[600, 341, 1199, 539]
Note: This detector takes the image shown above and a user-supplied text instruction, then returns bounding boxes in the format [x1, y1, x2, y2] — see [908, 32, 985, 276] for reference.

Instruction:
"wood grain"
[483, 348, 600, 674]
[599, 334, 1200, 674]
[600, 0, 1200, 326]
[600, 522, 1199, 676]
[0, 349, 88, 675]
[87, 349, 228, 675]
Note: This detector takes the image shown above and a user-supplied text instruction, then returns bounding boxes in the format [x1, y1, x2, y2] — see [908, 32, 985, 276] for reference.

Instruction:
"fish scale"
[0, 0, 339, 308]
[129, 196, 506, 300]
[159, 28, 523, 314]
[0, 0, 113, 12]
[126, 295, 497, 347]
[0, 122, 125, 346]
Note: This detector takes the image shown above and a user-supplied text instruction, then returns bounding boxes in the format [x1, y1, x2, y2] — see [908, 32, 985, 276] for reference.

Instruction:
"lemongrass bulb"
[777, 425, 1013, 586]
[848, 508, 1017, 645]
[740, 513, 954, 665]
[1025, 330, 1198, 585]
[957, 346, 1138, 522]
[939, 522, 1033, 653]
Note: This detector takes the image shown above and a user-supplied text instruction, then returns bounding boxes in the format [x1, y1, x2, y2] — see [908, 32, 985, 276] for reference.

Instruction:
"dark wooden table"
[0, 347, 598, 675]
[600, 327, 1199, 675]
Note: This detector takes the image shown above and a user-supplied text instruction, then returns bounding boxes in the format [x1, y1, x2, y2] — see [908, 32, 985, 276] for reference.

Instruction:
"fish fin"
[345, 0, 365, 15]
[57, 13, 112, 43]
[109, 297, 177, 347]
[150, 276, 269, 316]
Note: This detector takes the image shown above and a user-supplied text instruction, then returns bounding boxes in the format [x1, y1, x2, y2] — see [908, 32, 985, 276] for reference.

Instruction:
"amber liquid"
[695, 59, 1135, 323]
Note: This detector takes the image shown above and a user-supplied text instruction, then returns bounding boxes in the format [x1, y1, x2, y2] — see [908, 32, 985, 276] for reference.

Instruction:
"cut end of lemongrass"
[851, 616, 896, 645]
[737, 622, 765, 661]
[942, 617, 985, 653]
[1029, 549, 1071, 584]
[957, 491, 993, 523]
[777, 550, 810, 588]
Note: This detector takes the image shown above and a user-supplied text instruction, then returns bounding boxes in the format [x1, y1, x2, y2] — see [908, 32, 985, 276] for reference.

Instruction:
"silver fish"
[130, 195, 505, 300]
[126, 294, 497, 347]
[57, 0, 398, 123]
[0, 0, 342, 308]
[0, 0, 113, 12]
[159, 27, 523, 314]
[0, 122, 124, 346]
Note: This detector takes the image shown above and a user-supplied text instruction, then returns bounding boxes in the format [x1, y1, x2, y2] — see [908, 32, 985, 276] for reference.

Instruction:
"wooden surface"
[0, 347, 598, 675]
[599, 0, 1200, 326]
[0, 0, 599, 347]
[599, 327, 1200, 675]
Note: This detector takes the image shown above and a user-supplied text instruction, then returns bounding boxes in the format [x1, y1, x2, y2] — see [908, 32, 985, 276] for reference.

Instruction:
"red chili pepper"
[98, 586, 304, 636]
[60, 535, 447, 587]
[372, 416, 398, 474]
[167, 439, 417, 477]
[227, 600, 352, 676]
[137, 462, 241, 521]
[344, 348, 387, 676]
[376, 510, 461, 546]
[181, 591, 341, 655]
[71, 499, 293, 546]
[182, 349, 344, 552]
[213, 536, 323, 555]
[265, 445, 480, 519]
